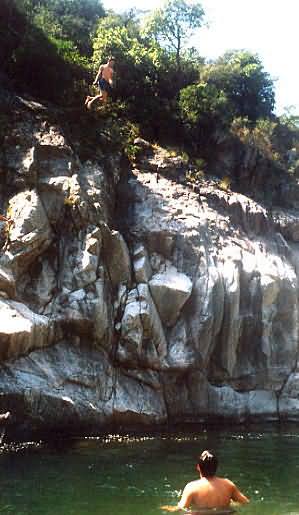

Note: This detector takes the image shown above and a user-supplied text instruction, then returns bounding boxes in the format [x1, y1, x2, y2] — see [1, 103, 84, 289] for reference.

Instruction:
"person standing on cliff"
[85, 56, 115, 110]
[161, 450, 249, 512]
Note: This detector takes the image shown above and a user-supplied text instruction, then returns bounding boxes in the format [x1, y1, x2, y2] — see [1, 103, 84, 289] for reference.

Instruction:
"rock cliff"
[1, 96, 299, 439]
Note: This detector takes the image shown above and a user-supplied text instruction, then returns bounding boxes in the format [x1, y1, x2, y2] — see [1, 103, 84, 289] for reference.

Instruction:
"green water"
[0, 429, 299, 515]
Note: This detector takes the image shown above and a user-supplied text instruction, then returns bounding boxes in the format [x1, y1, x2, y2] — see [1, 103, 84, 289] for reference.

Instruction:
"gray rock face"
[149, 268, 192, 327]
[133, 244, 152, 283]
[0, 266, 16, 298]
[0, 300, 52, 360]
[3, 189, 53, 275]
[118, 283, 167, 368]
[1, 103, 299, 438]
[279, 372, 299, 420]
[104, 229, 131, 287]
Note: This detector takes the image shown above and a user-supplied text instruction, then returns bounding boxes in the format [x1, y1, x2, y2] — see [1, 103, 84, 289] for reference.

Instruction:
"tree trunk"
[176, 33, 181, 72]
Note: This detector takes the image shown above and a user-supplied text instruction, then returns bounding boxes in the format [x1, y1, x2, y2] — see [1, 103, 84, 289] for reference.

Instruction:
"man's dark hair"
[198, 450, 218, 477]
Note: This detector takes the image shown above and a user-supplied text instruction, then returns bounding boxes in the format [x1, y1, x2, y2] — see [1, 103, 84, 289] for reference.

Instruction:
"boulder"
[0, 299, 52, 361]
[93, 278, 112, 346]
[149, 268, 192, 327]
[0, 266, 16, 298]
[3, 189, 52, 275]
[32, 144, 76, 179]
[103, 229, 131, 287]
[113, 370, 167, 426]
[4, 146, 36, 187]
[73, 249, 98, 289]
[0, 343, 115, 436]
[167, 320, 196, 369]
[118, 284, 167, 368]
[279, 372, 299, 421]
[133, 243, 152, 283]
[38, 175, 73, 225]
[188, 262, 224, 366]
[85, 228, 102, 256]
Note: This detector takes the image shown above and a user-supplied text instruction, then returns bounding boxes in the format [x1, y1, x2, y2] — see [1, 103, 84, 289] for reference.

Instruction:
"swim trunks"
[98, 78, 112, 95]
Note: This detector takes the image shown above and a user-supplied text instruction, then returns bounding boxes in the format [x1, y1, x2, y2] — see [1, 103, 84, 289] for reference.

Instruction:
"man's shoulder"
[217, 477, 235, 489]
[184, 479, 202, 491]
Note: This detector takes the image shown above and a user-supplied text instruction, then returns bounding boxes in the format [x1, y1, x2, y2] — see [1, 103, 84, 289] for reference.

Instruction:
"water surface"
[1, 428, 298, 515]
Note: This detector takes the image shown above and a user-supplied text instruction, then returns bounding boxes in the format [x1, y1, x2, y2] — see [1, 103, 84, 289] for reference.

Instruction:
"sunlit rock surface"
[1, 99, 299, 439]
[149, 268, 192, 327]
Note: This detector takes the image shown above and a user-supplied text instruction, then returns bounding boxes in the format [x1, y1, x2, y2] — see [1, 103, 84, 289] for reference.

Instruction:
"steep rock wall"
[0, 99, 299, 438]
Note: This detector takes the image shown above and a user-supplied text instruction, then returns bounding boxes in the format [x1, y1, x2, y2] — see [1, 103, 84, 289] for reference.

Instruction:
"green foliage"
[179, 82, 229, 124]
[184, 157, 206, 184]
[280, 106, 299, 130]
[92, 16, 165, 92]
[178, 49, 277, 175]
[202, 51, 275, 122]
[82, 101, 141, 162]
[1, 0, 94, 104]
[275, 107, 299, 153]
[179, 81, 230, 156]
[32, 5, 62, 38]
[92, 15, 182, 140]
[231, 117, 279, 162]
[142, 0, 204, 69]
[219, 176, 231, 191]
[271, 109, 299, 176]
[91, 10, 203, 142]
[17, 0, 105, 55]
[49, 36, 90, 67]
[185, 168, 205, 183]
[120, 121, 140, 163]
[228, 110, 299, 191]
[225, 116, 289, 199]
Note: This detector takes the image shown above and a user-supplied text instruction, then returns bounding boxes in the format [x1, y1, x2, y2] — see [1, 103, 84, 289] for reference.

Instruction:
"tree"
[179, 81, 231, 154]
[92, 15, 165, 120]
[15, 0, 105, 55]
[48, 0, 105, 55]
[1, 0, 91, 104]
[142, 0, 204, 70]
[201, 51, 275, 121]
[92, 13, 188, 140]
[179, 82, 229, 125]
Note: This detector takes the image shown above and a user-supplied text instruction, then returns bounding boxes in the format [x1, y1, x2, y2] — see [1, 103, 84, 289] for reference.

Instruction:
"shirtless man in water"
[85, 56, 115, 109]
[162, 450, 249, 513]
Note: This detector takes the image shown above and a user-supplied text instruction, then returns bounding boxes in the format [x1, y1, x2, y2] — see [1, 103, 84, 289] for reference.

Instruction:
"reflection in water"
[0, 428, 299, 515]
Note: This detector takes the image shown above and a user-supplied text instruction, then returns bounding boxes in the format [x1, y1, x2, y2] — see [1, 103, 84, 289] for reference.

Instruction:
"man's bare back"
[98, 62, 114, 83]
[178, 476, 249, 510]
[161, 450, 249, 512]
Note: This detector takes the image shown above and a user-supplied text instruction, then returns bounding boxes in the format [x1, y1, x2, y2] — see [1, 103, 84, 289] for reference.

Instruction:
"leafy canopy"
[142, 0, 204, 69]
[15, 0, 105, 55]
[179, 82, 229, 125]
[202, 51, 275, 121]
